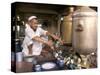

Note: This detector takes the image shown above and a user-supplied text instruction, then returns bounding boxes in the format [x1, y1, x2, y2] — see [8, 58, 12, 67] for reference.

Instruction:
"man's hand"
[46, 40, 54, 50]
[46, 40, 53, 47]
[58, 39, 64, 45]
[46, 32, 64, 45]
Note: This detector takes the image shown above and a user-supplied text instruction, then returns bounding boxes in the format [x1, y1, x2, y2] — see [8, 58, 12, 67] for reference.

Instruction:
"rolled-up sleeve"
[25, 27, 36, 40]
[39, 27, 48, 36]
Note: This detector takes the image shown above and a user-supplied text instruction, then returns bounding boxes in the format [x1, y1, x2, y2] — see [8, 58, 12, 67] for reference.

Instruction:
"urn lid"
[73, 6, 97, 17]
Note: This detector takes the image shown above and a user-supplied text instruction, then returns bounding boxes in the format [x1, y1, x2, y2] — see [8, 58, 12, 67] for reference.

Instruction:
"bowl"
[41, 62, 58, 71]
[24, 56, 37, 64]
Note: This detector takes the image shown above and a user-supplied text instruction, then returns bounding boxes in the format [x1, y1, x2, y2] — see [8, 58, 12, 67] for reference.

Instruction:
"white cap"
[28, 16, 37, 21]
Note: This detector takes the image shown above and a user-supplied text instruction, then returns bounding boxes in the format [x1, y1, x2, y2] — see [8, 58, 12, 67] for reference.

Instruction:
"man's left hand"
[58, 39, 64, 45]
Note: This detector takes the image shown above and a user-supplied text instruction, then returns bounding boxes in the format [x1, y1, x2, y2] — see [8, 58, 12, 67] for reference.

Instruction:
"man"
[22, 16, 63, 56]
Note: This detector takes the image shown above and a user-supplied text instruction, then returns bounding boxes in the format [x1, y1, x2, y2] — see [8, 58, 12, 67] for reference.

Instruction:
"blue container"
[35, 65, 42, 72]
[57, 58, 64, 68]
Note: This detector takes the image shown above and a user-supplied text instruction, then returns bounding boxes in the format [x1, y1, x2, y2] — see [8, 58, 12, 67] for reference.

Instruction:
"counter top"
[12, 49, 56, 73]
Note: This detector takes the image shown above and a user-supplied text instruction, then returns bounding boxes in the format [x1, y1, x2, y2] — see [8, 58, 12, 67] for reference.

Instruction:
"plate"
[41, 62, 56, 70]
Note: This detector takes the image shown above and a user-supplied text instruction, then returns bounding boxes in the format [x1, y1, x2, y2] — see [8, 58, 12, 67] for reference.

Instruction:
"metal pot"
[16, 52, 23, 62]
[72, 6, 97, 55]
[24, 56, 37, 64]
[61, 7, 74, 44]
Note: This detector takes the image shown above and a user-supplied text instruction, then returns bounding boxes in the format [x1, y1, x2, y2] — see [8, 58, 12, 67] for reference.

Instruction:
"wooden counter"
[12, 49, 56, 73]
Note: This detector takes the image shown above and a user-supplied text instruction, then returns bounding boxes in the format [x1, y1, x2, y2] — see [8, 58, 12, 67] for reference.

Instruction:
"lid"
[73, 6, 97, 17]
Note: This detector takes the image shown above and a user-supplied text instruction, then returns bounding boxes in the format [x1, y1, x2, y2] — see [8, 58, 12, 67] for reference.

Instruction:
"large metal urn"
[72, 6, 97, 55]
[61, 7, 74, 44]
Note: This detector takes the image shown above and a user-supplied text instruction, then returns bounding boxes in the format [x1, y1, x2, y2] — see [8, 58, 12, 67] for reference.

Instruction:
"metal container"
[58, 59, 64, 68]
[72, 6, 97, 54]
[35, 64, 42, 72]
[24, 56, 37, 64]
[61, 7, 74, 44]
[15, 39, 23, 62]
[16, 52, 23, 62]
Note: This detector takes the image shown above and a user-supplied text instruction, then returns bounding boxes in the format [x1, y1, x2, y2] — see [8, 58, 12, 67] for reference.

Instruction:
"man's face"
[29, 19, 38, 31]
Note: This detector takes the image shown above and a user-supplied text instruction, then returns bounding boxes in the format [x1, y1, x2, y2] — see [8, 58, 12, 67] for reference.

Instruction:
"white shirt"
[22, 24, 47, 56]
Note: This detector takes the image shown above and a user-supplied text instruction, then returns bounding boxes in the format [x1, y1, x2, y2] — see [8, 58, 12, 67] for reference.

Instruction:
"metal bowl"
[24, 56, 37, 64]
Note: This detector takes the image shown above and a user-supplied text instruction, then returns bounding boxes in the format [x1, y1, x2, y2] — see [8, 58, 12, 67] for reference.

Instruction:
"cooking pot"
[24, 56, 37, 64]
